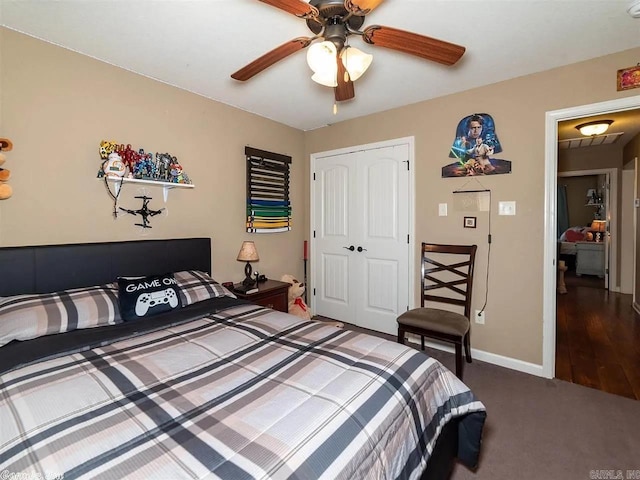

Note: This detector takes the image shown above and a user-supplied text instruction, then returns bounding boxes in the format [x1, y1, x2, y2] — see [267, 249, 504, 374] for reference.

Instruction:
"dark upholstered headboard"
[0, 238, 211, 296]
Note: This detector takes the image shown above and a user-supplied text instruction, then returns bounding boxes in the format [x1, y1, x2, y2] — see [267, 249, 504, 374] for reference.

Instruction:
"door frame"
[543, 94, 640, 379]
[634, 157, 639, 311]
[557, 168, 616, 291]
[309, 136, 416, 318]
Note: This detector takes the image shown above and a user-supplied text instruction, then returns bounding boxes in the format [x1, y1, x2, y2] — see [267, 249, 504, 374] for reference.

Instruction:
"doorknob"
[357, 246, 368, 252]
[343, 245, 355, 251]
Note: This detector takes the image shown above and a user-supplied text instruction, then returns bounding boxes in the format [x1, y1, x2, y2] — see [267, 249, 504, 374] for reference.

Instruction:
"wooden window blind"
[245, 147, 291, 233]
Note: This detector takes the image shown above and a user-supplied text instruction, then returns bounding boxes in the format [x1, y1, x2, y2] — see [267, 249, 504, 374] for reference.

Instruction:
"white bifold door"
[312, 140, 411, 335]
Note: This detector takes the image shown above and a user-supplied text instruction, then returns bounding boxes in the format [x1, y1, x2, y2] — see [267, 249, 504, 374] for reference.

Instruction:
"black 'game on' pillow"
[118, 273, 182, 321]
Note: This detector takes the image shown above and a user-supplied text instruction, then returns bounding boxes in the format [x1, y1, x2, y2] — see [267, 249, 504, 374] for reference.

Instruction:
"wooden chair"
[397, 243, 478, 380]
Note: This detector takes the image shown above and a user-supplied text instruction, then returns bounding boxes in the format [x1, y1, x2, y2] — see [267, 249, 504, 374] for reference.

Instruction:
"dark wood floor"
[556, 271, 640, 400]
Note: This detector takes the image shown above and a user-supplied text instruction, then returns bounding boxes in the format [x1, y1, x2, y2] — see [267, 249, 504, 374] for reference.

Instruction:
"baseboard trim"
[634, 302, 640, 315]
[407, 337, 546, 378]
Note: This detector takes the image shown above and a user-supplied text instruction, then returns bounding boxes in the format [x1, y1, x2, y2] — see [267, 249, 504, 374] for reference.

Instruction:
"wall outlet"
[475, 309, 485, 324]
[439, 203, 448, 216]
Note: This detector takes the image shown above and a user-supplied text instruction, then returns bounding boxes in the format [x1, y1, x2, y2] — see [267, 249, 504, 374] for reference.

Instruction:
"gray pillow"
[0, 284, 122, 347]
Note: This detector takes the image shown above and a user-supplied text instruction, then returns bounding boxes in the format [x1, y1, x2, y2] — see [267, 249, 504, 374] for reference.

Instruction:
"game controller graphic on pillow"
[117, 273, 182, 321]
[135, 288, 178, 316]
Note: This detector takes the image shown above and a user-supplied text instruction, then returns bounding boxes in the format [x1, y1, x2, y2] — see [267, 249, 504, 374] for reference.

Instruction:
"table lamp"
[237, 241, 259, 286]
[590, 220, 606, 242]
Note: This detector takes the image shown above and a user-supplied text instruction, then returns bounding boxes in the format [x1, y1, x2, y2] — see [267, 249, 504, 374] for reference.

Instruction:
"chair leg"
[397, 327, 405, 345]
[421, 335, 425, 351]
[455, 342, 463, 380]
[464, 332, 472, 363]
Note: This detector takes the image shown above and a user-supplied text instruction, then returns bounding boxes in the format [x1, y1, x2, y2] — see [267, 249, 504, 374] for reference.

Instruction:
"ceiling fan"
[231, 0, 466, 103]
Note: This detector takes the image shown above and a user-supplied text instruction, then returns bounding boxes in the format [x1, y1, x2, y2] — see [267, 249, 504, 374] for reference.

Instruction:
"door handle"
[343, 245, 355, 251]
[357, 246, 368, 252]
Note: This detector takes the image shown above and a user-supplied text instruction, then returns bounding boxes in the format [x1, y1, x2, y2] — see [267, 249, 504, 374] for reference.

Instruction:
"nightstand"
[233, 279, 289, 313]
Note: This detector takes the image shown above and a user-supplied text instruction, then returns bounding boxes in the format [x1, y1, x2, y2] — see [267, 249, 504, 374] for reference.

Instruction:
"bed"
[558, 226, 592, 271]
[0, 238, 486, 480]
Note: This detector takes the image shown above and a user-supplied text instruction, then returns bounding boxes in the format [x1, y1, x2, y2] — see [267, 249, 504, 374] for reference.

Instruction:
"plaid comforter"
[0, 303, 485, 480]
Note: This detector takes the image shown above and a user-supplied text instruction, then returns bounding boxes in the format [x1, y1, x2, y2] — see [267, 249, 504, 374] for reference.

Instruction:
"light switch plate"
[438, 203, 448, 216]
[498, 201, 516, 216]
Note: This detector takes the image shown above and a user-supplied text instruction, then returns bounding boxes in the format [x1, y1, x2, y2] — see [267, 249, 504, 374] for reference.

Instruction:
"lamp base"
[243, 262, 256, 286]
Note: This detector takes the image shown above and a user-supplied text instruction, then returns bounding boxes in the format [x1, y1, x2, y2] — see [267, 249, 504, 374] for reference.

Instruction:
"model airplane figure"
[119, 195, 164, 228]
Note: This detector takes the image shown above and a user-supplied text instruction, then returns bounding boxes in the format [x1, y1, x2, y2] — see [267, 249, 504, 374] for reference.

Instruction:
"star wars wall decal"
[442, 113, 512, 177]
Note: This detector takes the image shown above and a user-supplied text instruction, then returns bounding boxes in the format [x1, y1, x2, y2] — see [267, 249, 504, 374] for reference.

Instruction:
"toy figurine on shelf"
[99, 140, 117, 160]
[121, 144, 141, 177]
[98, 140, 118, 178]
[156, 153, 172, 181]
[169, 157, 189, 183]
[102, 152, 126, 178]
[133, 149, 156, 179]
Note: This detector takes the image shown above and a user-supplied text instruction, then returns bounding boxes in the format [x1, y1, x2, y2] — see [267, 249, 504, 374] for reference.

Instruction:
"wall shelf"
[103, 177, 194, 202]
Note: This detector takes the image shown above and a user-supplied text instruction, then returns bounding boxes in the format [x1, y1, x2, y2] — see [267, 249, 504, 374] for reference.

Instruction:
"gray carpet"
[337, 322, 640, 480]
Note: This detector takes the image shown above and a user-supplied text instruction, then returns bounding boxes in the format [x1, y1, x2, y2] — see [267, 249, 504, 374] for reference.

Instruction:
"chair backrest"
[421, 243, 478, 318]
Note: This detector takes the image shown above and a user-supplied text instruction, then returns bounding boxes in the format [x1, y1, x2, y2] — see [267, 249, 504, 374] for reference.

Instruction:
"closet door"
[313, 143, 410, 335]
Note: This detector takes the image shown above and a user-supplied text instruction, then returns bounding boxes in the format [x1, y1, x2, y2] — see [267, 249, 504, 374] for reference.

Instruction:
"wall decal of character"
[442, 113, 512, 178]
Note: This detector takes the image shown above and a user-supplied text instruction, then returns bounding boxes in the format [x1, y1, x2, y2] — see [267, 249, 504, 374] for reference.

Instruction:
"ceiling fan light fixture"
[311, 70, 338, 87]
[341, 46, 373, 82]
[307, 41, 337, 73]
[575, 120, 613, 136]
[308, 40, 339, 87]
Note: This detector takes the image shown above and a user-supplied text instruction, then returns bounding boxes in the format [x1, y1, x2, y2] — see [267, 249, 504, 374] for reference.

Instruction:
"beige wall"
[304, 47, 640, 365]
[3, 26, 640, 368]
[0, 28, 306, 284]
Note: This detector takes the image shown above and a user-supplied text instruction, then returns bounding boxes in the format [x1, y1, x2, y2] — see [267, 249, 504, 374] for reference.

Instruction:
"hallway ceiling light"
[575, 120, 613, 136]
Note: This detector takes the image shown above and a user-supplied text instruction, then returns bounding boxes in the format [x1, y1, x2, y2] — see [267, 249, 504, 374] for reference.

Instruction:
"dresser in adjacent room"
[575, 241, 605, 278]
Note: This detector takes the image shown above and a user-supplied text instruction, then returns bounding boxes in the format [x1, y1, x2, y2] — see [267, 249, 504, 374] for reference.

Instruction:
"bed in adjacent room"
[558, 226, 592, 271]
[0, 238, 486, 480]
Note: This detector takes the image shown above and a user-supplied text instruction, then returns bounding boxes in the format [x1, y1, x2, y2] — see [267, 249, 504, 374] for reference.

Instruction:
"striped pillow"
[174, 270, 236, 306]
[0, 284, 122, 347]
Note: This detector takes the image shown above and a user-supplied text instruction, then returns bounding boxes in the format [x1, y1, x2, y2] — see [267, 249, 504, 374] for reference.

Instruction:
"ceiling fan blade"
[231, 37, 312, 81]
[345, 0, 385, 15]
[335, 56, 355, 102]
[363, 25, 465, 66]
[259, 0, 318, 18]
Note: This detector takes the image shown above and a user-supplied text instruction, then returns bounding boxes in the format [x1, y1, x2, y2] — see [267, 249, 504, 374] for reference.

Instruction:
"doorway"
[310, 137, 415, 335]
[543, 94, 640, 380]
[557, 169, 614, 291]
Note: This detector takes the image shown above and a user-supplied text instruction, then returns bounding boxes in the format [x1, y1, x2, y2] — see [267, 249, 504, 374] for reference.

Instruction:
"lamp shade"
[590, 220, 606, 233]
[307, 41, 338, 87]
[341, 46, 372, 82]
[237, 241, 259, 262]
[575, 120, 613, 136]
[311, 70, 338, 87]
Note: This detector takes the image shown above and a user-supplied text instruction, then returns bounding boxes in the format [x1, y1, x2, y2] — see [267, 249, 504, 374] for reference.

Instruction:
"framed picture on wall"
[617, 65, 640, 91]
[464, 216, 477, 228]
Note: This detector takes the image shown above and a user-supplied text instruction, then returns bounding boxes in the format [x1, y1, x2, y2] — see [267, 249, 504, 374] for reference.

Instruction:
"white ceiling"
[1, 0, 639, 131]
